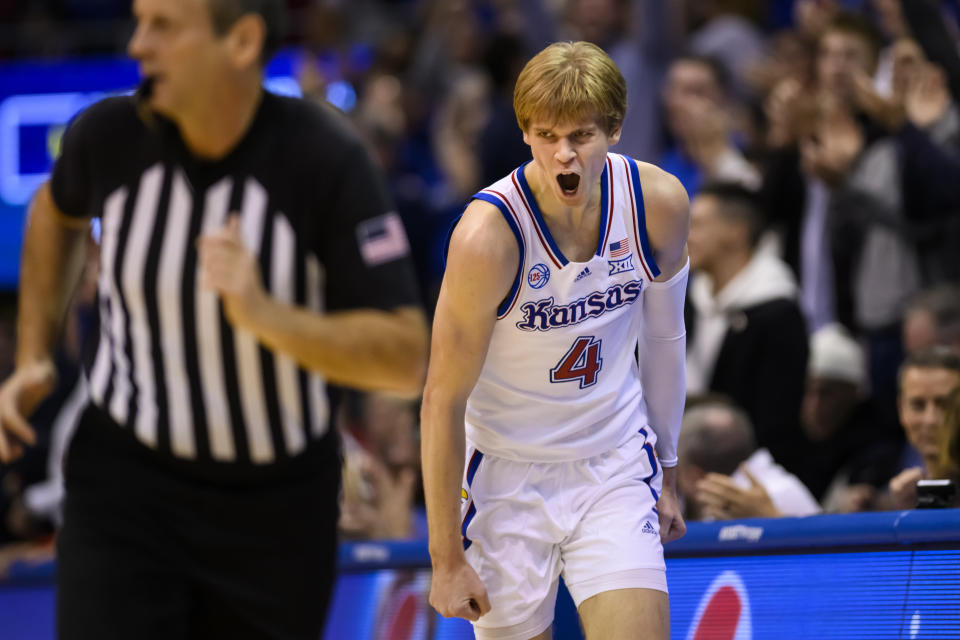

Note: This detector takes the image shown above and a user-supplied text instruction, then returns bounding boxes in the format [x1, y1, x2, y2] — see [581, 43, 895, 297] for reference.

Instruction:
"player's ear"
[227, 13, 266, 70]
[522, 129, 531, 146]
[607, 125, 622, 146]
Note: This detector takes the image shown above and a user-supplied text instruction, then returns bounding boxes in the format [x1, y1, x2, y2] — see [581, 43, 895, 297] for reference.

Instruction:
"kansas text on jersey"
[465, 154, 660, 462]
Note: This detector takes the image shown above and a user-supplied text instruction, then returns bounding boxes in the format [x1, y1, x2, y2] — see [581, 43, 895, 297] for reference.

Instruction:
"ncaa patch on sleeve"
[356, 212, 410, 267]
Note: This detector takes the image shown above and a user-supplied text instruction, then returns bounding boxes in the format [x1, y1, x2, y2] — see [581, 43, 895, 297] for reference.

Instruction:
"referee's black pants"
[57, 406, 340, 640]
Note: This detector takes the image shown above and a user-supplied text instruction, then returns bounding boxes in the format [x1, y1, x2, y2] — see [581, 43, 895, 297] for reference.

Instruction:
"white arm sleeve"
[639, 258, 689, 468]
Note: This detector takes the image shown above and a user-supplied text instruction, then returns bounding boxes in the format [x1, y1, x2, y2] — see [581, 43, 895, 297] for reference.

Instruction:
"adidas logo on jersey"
[574, 266, 592, 282]
[642, 521, 657, 535]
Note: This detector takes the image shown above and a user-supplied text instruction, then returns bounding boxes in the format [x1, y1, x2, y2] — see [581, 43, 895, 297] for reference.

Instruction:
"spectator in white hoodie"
[686, 182, 811, 485]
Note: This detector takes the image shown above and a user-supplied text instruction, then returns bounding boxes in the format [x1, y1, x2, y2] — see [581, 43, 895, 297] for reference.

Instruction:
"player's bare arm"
[420, 199, 518, 621]
[636, 160, 691, 544]
[0, 182, 89, 462]
[637, 161, 690, 283]
[197, 216, 429, 396]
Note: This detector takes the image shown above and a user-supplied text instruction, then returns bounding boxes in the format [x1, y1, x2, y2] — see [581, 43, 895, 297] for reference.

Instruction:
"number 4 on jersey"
[550, 336, 603, 389]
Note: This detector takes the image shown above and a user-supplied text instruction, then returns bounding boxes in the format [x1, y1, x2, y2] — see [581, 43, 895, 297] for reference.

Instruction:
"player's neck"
[528, 164, 602, 229]
[528, 166, 603, 262]
[706, 248, 752, 294]
[177, 76, 264, 160]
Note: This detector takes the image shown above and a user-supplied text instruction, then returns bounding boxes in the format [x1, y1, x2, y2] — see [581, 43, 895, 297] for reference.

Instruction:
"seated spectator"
[686, 182, 811, 483]
[432, 71, 491, 200]
[802, 324, 902, 511]
[678, 397, 821, 521]
[338, 391, 422, 540]
[660, 55, 760, 197]
[903, 285, 960, 356]
[888, 348, 960, 508]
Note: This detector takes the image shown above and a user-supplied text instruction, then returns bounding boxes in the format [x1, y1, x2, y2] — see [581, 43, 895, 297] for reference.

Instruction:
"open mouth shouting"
[557, 173, 581, 196]
[138, 74, 159, 100]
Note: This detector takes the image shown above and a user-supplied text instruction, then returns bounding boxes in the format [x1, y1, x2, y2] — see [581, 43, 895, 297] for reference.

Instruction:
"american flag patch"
[609, 238, 630, 258]
[356, 212, 410, 267]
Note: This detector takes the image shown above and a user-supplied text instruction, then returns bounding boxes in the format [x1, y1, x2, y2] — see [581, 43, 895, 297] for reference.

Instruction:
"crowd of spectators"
[1, 0, 960, 569]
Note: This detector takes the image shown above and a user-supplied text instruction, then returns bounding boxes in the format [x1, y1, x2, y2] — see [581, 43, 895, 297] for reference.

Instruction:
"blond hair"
[934, 387, 960, 482]
[513, 41, 626, 135]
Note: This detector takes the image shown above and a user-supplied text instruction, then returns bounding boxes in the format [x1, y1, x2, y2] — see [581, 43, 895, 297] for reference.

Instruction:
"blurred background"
[1, 0, 960, 638]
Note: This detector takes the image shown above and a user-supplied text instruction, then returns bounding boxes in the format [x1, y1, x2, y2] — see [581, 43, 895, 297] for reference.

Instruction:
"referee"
[0, 0, 428, 638]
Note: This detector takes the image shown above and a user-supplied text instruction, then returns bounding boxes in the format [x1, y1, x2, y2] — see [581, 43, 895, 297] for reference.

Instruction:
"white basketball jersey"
[465, 153, 661, 462]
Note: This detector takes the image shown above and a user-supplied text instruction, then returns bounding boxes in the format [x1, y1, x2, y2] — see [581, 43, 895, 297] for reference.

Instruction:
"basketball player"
[421, 42, 690, 640]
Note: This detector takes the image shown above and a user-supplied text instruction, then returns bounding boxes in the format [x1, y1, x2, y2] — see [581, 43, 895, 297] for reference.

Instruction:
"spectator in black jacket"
[847, 42, 960, 286]
[761, 13, 926, 440]
[686, 182, 811, 482]
[761, 12, 923, 335]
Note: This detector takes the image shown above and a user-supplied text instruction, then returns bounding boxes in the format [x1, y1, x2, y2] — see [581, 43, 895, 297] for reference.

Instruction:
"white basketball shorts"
[459, 427, 666, 640]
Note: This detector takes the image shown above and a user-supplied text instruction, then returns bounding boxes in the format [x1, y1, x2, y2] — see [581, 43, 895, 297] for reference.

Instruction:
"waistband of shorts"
[466, 421, 654, 464]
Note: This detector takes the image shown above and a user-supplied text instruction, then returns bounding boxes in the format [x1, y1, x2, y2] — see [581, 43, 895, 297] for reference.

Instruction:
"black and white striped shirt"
[50, 93, 420, 476]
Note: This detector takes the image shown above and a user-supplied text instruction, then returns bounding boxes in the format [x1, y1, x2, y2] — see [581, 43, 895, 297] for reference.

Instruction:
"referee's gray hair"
[206, 0, 286, 65]
[680, 399, 756, 475]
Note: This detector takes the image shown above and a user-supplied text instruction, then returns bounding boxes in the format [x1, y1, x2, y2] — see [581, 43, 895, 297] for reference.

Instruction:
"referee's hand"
[0, 361, 56, 463]
[198, 215, 266, 329]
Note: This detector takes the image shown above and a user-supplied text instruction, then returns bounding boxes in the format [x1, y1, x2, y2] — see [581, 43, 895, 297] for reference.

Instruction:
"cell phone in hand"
[916, 479, 957, 509]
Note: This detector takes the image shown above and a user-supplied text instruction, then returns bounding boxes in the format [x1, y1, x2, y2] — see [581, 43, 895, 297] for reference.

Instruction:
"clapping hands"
[904, 63, 951, 129]
[799, 98, 865, 186]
